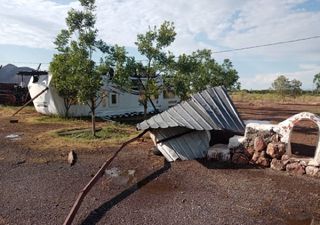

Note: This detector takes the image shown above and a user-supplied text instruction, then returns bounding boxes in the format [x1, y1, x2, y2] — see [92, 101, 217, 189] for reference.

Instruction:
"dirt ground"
[1, 102, 320, 225]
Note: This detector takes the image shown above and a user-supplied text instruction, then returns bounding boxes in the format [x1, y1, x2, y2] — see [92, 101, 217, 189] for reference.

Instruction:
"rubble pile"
[207, 114, 320, 178]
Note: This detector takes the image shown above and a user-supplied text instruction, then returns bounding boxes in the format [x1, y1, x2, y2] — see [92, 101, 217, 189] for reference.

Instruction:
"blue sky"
[0, 0, 320, 90]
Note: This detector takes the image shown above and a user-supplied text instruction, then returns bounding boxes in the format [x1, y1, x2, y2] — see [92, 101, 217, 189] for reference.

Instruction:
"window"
[111, 94, 117, 105]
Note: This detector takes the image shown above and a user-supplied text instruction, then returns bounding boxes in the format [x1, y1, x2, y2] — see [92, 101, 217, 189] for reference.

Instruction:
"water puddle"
[5, 133, 23, 141]
[105, 167, 136, 186]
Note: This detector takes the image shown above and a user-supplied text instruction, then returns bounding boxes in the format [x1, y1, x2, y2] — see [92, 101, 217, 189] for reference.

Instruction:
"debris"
[266, 142, 286, 159]
[16, 159, 26, 165]
[270, 159, 286, 171]
[5, 133, 22, 141]
[253, 136, 266, 152]
[232, 152, 249, 165]
[136, 86, 245, 162]
[207, 144, 230, 161]
[62, 130, 147, 225]
[67, 150, 77, 166]
[286, 162, 305, 176]
[305, 166, 320, 177]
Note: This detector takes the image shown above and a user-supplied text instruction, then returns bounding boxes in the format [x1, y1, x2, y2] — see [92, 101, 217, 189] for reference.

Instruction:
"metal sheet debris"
[137, 86, 245, 133]
[137, 86, 245, 162]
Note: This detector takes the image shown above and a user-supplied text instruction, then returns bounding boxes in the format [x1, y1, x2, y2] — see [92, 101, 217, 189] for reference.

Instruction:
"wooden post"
[62, 129, 148, 225]
[11, 87, 49, 117]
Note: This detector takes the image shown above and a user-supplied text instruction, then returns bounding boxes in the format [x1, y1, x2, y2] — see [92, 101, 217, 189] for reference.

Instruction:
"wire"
[1, 34, 319, 65]
[212, 35, 320, 53]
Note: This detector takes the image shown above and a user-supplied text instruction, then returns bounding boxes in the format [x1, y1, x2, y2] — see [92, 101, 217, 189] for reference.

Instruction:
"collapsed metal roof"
[137, 86, 245, 134]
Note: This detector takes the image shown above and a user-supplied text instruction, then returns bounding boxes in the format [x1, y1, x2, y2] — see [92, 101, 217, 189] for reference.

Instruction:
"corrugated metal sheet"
[137, 86, 245, 133]
[150, 127, 210, 162]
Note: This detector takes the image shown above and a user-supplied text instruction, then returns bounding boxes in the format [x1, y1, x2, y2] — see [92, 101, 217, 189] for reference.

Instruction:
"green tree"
[271, 75, 290, 98]
[167, 49, 239, 100]
[289, 79, 302, 98]
[50, 0, 107, 136]
[135, 21, 176, 117]
[313, 73, 320, 93]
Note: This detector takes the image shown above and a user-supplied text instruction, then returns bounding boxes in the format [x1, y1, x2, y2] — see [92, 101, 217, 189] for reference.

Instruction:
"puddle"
[105, 167, 136, 186]
[5, 133, 23, 141]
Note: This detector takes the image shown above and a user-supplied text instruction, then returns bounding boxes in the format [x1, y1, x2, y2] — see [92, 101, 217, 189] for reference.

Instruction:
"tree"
[271, 75, 290, 98]
[50, 0, 107, 136]
[289, 79, 302, 98]
[313, 73, 320, 93]
[166, 49, 240, 100]
[135, 21, 176, 117]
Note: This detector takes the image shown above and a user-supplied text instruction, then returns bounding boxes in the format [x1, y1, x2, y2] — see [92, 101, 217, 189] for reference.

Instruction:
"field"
[0, 99, 320, 225]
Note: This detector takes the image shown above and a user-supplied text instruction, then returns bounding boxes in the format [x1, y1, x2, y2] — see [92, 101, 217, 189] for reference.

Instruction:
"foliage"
[135, 21, 176, 116]
[289, 79, 302, 98]
[50, 0, 107, 136]
[313, 73, 320, 93]
[166, 49, 239, 100]
[271, 75, 302, 98]
[271, 75, 291, 98]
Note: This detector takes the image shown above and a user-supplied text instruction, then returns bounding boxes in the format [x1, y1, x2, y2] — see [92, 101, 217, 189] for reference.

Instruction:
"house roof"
[136, 86, 245, 134]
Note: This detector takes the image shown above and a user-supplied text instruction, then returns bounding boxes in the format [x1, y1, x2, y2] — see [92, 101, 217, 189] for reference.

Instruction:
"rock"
[305, 166, 320, 177]
[251, 151, 261, 162]
[266, 142, 286, 159]
[152, 147, 163, 156]
[256, 156, 270, 167]
[244, 147, 255, 158]
[231, 153, 249, 165]
[254, 136, 266, 152]
[67, 150, 77, 166]
[228, 135, 245, 149]
[207, 144, 230, 161]
[270, 159, 285, 171]
[286, 162, 305, 176]
[281, 154, 291, 165]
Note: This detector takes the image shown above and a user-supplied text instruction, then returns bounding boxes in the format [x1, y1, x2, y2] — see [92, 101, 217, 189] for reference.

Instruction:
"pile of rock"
[229, 127, 286, 168]
[229, 129, 320, 177]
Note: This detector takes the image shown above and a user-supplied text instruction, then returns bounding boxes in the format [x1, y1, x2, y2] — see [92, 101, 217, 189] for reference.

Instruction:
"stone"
[286, 162, 305, 176]
[270, 159, 285, 171]
[228, 135, 245, 149]
[251, 151, 260, 162]
[254, 136, 266, 152]
[67, 150, 77, 166]
[281, 154, 291, 166]
[207, 144, 230, 161]
[231, 152, 249, 165]
[256, 154, 270, 167]
[305, 166, 320, 177]
[244, 147, 255, 158]
[266, 142, 286, 159]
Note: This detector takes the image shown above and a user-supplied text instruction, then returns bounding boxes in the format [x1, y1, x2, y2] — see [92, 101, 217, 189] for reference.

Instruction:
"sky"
[0, 0, 320, 90]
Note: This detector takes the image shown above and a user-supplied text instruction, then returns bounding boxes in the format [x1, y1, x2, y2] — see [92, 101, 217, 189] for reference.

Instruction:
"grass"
[0, 106, 141, 151]
[231, 92, 320, 104]
[54, 122, 139, 143]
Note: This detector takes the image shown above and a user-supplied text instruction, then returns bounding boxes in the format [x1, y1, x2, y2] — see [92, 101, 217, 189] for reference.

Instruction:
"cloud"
[240, 63, 320, 90]
[1, 0, 320, 89]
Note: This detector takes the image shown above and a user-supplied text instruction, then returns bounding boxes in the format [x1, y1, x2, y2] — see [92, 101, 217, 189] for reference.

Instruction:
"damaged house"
[136, 86, 245, 162]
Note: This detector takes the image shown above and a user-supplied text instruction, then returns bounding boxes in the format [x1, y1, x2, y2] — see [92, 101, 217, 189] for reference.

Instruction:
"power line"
[212, 35, 320, 53]
[1, 35, 319, 65]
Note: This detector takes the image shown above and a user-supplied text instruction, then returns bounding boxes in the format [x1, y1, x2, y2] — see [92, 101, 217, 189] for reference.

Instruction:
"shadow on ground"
[80, 160, 171, 225]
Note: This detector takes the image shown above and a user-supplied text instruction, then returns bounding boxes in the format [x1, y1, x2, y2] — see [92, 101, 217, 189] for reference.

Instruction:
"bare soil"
[1, 102, 320, 225]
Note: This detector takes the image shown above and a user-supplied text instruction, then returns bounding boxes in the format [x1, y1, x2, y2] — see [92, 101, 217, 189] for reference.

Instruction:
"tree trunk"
[64, 98, 70, 118]
[91, 99, 96, 137]
[143, 102, 147, 119]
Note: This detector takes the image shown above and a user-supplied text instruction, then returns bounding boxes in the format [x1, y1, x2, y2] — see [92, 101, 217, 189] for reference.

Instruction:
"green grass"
[53, 122, 139, 144]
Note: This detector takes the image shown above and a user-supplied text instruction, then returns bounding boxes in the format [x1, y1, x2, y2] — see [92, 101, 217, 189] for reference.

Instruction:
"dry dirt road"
[0, 102, 320, 225]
